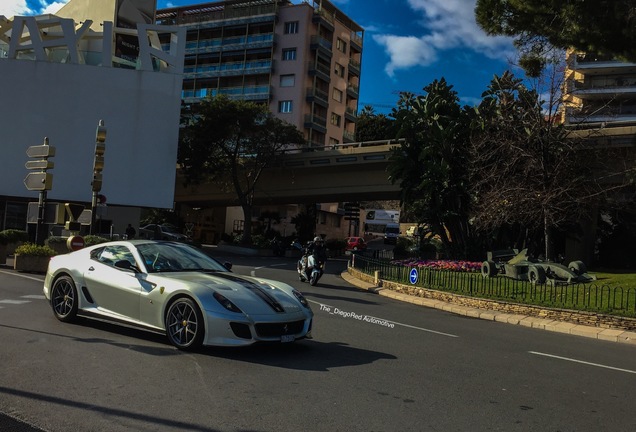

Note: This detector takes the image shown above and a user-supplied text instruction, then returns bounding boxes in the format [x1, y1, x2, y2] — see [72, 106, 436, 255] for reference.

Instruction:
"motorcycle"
[297, 249, 325, 286]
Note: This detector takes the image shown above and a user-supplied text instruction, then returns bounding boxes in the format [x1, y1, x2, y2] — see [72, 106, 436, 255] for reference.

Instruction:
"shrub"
[83, 235, 110, 246]
[0, 229, 29, 245]
[14, 242, 57, 257]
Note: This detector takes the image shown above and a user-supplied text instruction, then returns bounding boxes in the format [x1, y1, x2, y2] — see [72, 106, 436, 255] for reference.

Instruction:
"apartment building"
[562, 51, 636, 263]
[156, 0, 364, 147]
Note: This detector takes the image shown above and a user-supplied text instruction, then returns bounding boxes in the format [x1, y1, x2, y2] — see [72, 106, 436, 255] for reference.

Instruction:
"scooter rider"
[308, 236, 327, 263]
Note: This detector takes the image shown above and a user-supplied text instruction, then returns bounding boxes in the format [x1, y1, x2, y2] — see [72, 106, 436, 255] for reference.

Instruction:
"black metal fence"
[351, 255, 636, 317]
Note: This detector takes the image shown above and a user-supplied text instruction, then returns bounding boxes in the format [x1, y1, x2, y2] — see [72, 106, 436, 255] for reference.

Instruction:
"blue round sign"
[409, 268, 418, 284]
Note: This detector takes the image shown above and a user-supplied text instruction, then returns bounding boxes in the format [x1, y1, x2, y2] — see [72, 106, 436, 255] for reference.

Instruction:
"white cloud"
[0, 0, 33, 16]
[373, 0, 515, 77]
[0, 0, 67, 16]
[41, 1, 67, 14]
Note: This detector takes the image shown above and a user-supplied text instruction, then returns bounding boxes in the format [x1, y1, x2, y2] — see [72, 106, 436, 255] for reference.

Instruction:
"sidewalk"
[340, 270, 636, 346]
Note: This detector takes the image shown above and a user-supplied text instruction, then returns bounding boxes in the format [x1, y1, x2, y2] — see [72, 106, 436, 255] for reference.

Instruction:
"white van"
[384, 223, 400, 244]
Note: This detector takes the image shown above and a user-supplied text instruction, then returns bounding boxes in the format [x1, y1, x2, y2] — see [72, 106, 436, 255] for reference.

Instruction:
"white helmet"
[314, 236, 322, 242]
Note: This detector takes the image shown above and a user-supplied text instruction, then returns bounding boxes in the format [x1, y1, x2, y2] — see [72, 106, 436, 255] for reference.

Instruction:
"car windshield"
[135, 242, 229, 273]
[161, 225, 179, 233]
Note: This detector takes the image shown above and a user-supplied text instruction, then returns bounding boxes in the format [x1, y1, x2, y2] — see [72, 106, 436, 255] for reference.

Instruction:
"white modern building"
[0, 0, 185, 236]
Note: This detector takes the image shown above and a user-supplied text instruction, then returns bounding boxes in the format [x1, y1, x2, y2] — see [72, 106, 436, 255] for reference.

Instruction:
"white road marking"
[0, 300, 30, 305]
[0, 270, 44, 282]
[22, 295, 45, 300]
[308, 299, 459, 338]
[529, 351, 636, 375]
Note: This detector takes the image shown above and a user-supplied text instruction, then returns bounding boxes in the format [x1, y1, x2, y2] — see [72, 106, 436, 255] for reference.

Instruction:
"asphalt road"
[0, 252, 635, 432]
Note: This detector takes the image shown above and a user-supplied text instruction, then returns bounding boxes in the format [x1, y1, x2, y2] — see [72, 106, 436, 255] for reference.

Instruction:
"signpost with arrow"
[24, 137, 55, 245]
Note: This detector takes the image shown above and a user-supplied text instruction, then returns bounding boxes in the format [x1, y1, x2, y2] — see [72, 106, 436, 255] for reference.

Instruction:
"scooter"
[297, 250, 325, 286]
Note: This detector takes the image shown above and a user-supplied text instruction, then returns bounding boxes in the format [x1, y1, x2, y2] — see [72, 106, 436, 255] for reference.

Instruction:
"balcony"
[348, 58, 360, 76]
[570, 53, 636, 74]
[568, 77, 636, 100]
[343, 130, 356, 143]
[345, 107, 358, 122]
[350, 32, 363, 52]
[304, 113, 327, 134]
[184, 33, 274, 54]
[306, 87, 329, 108]
[184, 59, 272, 78]
[310, 35, 333, 58]
[182, 85, 271, 102]
[565, 105, 636, 125]
[346, 84, 359, 98]
[308, 61, 331, 83]
[312, 8, 335, 32]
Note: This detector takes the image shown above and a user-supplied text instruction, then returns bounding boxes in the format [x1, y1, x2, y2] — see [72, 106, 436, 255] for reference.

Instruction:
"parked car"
[345, 236, 367, 252]
[139, 224, 191, 242]
[43, 240, 314, 350]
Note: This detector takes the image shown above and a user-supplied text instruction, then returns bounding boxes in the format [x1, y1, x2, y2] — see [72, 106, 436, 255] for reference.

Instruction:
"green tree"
[178, 96, 304, 245]
[388, 79, 477, 259]
[475, 0, 636, 76]
[355, 105, 396, 142]
[470, 71, 605, 259]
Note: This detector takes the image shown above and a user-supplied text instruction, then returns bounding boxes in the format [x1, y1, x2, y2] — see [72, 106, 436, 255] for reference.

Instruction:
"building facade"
[562, 51, 636, 263]
[0, 0, 185, 237]
[156, 0, 364, 147]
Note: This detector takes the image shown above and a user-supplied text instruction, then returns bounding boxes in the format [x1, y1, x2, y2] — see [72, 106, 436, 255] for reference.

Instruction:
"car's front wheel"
[50, 275, 79, 323]
[165, 297, 204, 351]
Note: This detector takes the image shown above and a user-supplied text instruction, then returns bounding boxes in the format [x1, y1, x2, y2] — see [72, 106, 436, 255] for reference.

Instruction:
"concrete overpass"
[174, 140, 403, 206]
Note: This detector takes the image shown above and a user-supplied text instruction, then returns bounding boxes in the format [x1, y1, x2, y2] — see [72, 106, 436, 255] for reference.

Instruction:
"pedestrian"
[125, 223, 136, 239]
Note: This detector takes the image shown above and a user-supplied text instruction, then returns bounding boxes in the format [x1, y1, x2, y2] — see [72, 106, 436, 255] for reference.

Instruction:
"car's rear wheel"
[165, 297, 204, 351]
[481, 260, 497, 277]
[568, 260, 586, 275]
[50, 275, 78, 323]
[528, 266, 546, 284]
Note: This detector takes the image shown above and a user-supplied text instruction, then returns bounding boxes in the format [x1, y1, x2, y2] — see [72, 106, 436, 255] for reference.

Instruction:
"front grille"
[230, 322, 252, 339]
[255, 320, 304, 338]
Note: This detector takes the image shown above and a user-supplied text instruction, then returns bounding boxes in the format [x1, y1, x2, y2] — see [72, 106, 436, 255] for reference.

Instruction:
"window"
[334, 62, 345, 77]
[280, 74, 295, 87]
[332, 88, 343, 102]
[284, 21, 298, 34]
[282, 48, 297, 61]
[336, 38, 347, 53]
[330, 113, 341, 126]
[279, 100, 292, 113]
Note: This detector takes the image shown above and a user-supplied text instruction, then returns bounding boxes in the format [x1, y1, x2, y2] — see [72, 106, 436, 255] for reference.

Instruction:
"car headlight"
[213, 291, 242, 313]
[292, 289, 311, 309]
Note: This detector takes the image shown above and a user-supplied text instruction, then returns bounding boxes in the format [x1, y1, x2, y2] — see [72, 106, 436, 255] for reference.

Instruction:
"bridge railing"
[276, 138, 404, 155]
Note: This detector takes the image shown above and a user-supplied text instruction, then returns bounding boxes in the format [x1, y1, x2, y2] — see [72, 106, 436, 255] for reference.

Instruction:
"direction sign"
[409, 268, 419, 284]
[25, 160, 55, 170]
[24, 172, 53, 191]
[26, 144, 56, 158]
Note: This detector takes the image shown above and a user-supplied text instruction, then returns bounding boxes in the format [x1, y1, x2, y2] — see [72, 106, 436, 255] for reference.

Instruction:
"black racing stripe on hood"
[213, 272, 285, 313]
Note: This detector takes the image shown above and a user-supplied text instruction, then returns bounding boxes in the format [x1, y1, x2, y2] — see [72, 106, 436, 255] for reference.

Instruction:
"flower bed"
[391, 259, 482, 273]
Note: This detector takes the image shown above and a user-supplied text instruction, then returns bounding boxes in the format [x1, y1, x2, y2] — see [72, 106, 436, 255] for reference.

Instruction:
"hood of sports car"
[156, 271, 304, 315]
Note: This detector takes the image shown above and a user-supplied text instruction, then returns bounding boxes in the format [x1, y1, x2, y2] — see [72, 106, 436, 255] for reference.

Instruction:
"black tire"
[50, 275, 79, 323]
[165, 297, 204, 351]
[528, 266, 546, 284]
[310, 272, 318, 286]
[568, 260, 586, 275]
[481, 260, 497, 278]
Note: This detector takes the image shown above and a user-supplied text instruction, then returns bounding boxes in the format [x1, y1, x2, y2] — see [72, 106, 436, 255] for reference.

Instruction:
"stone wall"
[348, 268, 636, 331]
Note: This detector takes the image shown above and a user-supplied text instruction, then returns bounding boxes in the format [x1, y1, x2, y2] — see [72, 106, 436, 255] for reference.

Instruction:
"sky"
[1, 0, 524, 113]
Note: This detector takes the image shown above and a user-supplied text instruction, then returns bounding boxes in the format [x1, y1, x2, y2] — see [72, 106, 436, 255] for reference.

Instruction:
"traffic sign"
[23, 172, 53, 191]
[65, 203, 85, 221]
[66, 236, 85, 251]
[25, 160, 54, 170]
[26, 144, 56, 158]
[409, 268, 419, 284]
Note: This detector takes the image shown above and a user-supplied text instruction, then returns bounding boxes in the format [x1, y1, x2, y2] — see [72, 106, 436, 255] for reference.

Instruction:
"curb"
[340, 270, 636, 346]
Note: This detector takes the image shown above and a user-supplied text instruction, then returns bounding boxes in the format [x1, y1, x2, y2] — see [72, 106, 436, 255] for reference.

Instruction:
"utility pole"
[24, 137, 55, 245]
[90, 120, 106, 235]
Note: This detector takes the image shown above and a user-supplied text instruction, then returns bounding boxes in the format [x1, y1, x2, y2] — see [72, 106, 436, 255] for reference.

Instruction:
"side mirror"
[115, 259, 140, 273]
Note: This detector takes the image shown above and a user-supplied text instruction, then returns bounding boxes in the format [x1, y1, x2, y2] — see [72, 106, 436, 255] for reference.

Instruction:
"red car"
[345, 237, 367, 251]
